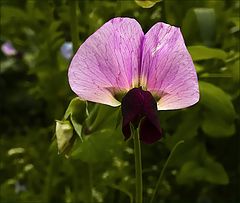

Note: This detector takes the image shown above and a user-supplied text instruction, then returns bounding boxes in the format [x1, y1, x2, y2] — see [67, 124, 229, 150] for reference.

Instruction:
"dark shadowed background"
[0, 0, 239, 203]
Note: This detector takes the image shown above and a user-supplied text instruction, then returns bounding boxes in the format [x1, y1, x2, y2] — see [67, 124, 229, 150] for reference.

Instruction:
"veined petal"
[68, 17, 144, 106]
[141, 23, 199, 110]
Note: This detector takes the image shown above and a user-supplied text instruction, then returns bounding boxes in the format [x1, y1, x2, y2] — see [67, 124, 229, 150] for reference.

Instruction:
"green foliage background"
[0, 0, 239, 202]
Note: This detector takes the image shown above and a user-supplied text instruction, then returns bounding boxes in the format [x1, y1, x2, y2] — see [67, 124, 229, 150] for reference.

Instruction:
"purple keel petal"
[139, 117, 162, 144]
[121, 87, 162, 144]
[68, 17, 144, 106]
[141, 23, 199, 110]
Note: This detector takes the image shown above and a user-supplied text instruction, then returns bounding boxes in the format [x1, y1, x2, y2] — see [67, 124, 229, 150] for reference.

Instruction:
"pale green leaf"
[177, 159, 229, 185]
[165, 108, 200, 149]
[188, 45, 227, 61]
[199, 81, 236, 137]
[202, 112, 235, 137]
[70, 129, 122, 163]
[70, 115, 83, 141]
[199, 81, 235, 120]
[182, 8, 216, 46]
[135, 0, 161, 8]
[64, 97, 88, 124]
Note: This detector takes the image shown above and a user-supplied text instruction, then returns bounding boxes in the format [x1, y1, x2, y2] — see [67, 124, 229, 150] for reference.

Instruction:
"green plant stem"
[110, 184, 133, 203]
[150, 140, 184, 203]
[133, 128, 142, 203]
[69, 0, 79, 52]
[44, 153, 57, 202]
[85, 163, 93, 203]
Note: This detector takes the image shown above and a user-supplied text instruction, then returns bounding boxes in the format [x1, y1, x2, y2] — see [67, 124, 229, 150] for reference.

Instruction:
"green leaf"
[201, 111, 235, 137]
[135, 0, 161, 8]
[70, 129, 122, 163]
[229, 59, 240, 83]
[199, 82, 236, 137]
[177, 158, 229, 185]
[199, 81, 236, 137]
[86, 104, 119, 132]
[70, 115, 83, 141]
[63, 98, 88, 140]
[193, 8, 216, 44]
[188, 45, 227, 61]
[199, 81, 235, 119]
[110, 184, 133, 203]
[182, 8, 216, 46]
[165, 108, 200, 149]
[194, 63, 204, 73]
[166, 140, 206, 168]
[204, 158, 229, 185]
[229, 17, 240, 30]
[64, 97, 88, 124]
[0, 6, 27, 25]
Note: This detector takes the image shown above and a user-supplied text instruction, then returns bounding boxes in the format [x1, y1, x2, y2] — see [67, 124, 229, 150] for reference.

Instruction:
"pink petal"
[1, 41, 17, 56]
[68, 17, 144, 106]
[141, 23, 199, 110]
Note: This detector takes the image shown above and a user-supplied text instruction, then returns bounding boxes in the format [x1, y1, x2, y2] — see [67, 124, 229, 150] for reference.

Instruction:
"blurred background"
[0, 0, 239, 203]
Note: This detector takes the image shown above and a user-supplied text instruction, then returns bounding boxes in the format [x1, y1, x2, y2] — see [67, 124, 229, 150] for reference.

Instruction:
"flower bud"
[55, 120, 74, 155]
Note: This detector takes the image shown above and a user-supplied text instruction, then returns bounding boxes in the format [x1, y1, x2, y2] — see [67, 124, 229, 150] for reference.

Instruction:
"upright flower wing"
[68, 17, 144, 106]
[141, 23, 199, 110]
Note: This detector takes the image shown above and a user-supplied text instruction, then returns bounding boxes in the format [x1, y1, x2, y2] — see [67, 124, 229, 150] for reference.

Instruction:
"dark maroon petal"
[139, 117, 162, 144]
[121, 87, 163, 144]
[122, 88, 143, 141]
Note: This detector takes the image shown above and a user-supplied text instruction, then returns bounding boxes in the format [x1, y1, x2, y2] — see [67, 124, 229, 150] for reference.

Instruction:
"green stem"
[133, 128, 142, 203]
[44, 153, 57, 202]
[69, 0, 79, 52]
[85, 163, 93, 203]
[150, 140, 184, 203]
[110, 184, 133, 203]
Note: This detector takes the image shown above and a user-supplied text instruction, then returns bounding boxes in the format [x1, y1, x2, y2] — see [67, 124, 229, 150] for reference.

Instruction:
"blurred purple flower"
[61, 42, 73, 59]
[68, 17, 199, 144]
[1, 41, 17, 56]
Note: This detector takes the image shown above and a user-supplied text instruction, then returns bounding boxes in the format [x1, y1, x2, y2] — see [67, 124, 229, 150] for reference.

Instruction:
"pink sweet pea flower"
[1, 41, 17, 56]
[68, 17, 199, 144]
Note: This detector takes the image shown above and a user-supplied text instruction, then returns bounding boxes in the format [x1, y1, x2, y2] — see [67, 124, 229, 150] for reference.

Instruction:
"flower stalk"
[133, 127, 143, 203]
